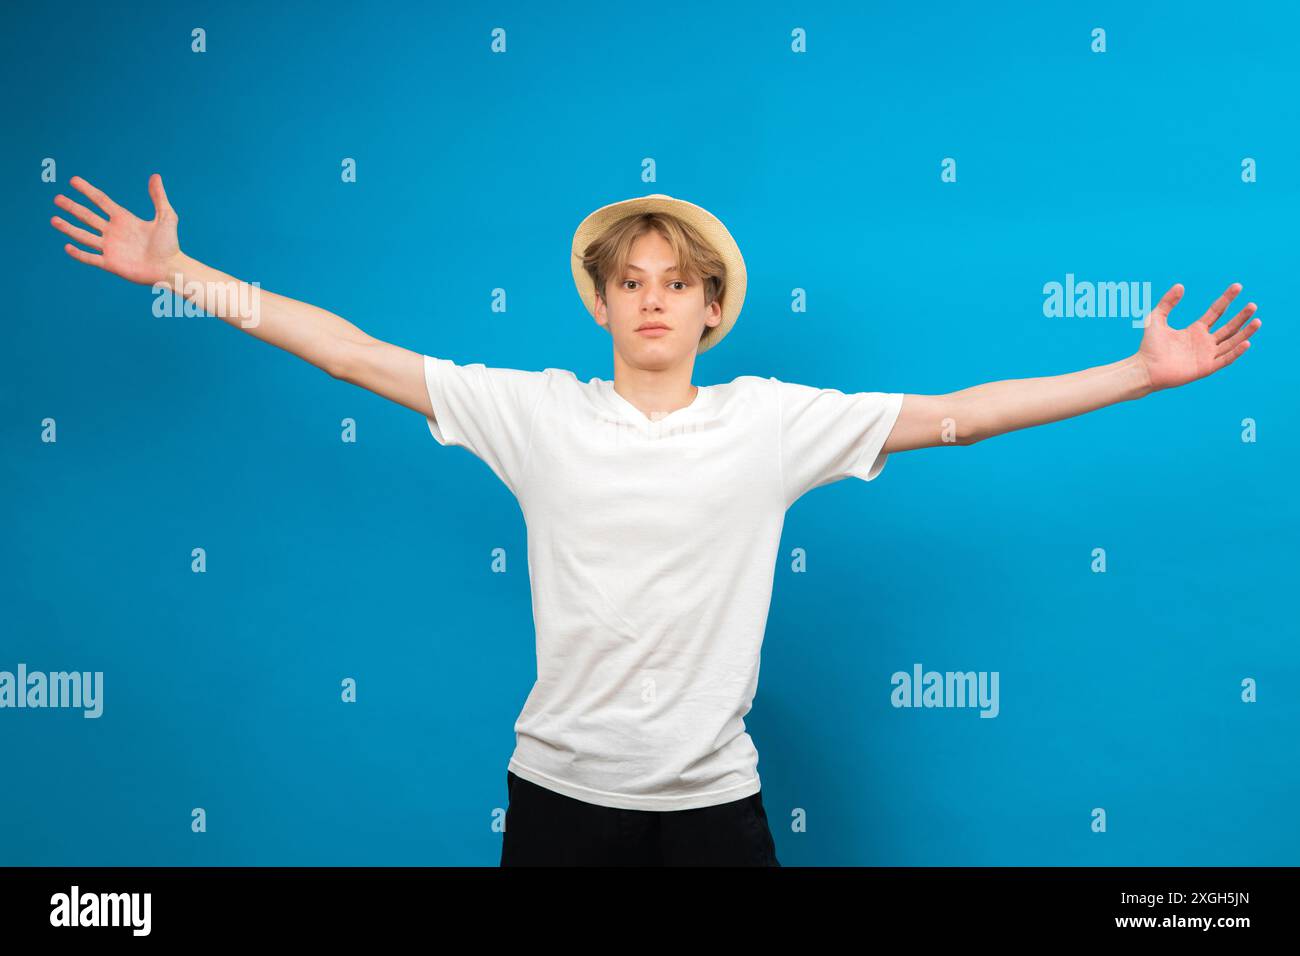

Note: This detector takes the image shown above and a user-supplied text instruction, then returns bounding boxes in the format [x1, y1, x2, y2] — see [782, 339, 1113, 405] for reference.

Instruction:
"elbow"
[322, 341, 355, 382]
[946, 413, 983, 446]
[942, 398, 985, 446]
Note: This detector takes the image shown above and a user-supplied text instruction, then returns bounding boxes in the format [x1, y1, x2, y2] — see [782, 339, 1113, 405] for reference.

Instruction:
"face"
[593, 230, 722, 370]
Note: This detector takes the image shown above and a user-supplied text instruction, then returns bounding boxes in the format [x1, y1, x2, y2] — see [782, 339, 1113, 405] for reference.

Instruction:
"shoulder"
[701, 375, 779, 419]
[712, 374, 775, 396]
[422, 356, 560, 406]
[540, 366, 595, 396]
[541, 366, 580, 382]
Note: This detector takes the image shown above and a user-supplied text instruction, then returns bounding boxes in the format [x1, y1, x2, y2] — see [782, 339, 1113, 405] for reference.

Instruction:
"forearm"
[956, 354, 1154, 443]
[159, 253, 372, 377]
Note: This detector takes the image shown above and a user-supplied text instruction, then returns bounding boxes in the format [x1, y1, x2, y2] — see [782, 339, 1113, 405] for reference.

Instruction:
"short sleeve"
[422, 355, 553, 495]
[773, 378, 904, 506]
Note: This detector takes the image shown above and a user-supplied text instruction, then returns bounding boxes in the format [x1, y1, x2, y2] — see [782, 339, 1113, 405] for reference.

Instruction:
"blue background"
[1, 0, 1295, 865]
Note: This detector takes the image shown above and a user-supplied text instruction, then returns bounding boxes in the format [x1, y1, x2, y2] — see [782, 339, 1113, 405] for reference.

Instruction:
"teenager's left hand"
[1135, 283, 1261, 393]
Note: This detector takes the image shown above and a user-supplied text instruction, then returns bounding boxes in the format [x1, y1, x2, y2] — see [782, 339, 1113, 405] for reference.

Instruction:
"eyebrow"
[625, 263, 681, 275]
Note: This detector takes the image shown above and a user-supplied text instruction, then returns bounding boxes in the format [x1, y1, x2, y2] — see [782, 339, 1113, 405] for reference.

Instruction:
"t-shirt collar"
[600, 379, 712, 426]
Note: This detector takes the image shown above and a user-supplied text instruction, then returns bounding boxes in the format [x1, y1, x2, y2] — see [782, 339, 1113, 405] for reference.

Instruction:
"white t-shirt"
[422, 355, 904, 811]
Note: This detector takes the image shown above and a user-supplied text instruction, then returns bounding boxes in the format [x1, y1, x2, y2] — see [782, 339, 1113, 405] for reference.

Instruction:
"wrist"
[158, 251, 195, 291]
[1125, 353, 1156, 400]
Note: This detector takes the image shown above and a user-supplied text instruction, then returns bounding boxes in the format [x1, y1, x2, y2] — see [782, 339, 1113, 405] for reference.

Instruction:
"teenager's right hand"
[51, 174, 183, 286]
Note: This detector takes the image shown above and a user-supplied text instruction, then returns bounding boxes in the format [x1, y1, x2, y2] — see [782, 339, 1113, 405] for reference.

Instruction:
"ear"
[705, 299, 723, 328]
[592, 292, 608, 330]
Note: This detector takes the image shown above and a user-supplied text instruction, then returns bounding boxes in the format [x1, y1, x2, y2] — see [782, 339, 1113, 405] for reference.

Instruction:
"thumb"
[149, 173, 176, 219]
[1148, 282, 1183, 328]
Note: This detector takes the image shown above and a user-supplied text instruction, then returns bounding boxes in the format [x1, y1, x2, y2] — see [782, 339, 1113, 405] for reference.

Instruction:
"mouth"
[636, 323, 671, 336]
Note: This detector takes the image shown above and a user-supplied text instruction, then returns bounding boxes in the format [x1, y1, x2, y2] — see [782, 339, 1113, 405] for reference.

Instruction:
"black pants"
[500, 770, 781, 866]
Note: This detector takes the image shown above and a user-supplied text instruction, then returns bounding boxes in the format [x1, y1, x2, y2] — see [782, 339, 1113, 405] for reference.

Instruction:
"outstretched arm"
[50, 173, 433, 418]
[883, 283, 1262, 452]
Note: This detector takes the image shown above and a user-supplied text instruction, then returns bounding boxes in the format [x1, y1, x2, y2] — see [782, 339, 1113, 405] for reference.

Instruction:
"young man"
[51, 180, 1261, 867]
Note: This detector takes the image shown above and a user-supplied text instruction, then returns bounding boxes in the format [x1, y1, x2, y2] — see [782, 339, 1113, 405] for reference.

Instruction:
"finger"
[69, 175, 122, 218]
[1213, 302, 1257, 343]
[1150, 283, 1184, 325]
[63, 242, 105, 269]
[50, 215, 104, 250]
[53, 193, 108, 232]
[1196, 282, 1243, 327]
[1215, 316, 1261, 359]
[1211, 340, 1250, 372]
[148, 172, 175, 219]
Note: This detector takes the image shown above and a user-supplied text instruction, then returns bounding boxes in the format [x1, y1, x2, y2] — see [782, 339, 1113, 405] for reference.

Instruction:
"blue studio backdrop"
[1, 0, 1295, 866]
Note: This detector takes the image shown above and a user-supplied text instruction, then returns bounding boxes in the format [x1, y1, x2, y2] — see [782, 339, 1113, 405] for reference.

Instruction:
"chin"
[620, 341, 686, 366]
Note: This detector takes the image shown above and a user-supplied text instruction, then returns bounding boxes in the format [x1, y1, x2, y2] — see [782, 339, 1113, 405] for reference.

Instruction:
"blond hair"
[579, 212, 727, 344]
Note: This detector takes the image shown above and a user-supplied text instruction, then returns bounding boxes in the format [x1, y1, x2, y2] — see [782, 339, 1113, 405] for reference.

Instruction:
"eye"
[621, 278, 687, 290]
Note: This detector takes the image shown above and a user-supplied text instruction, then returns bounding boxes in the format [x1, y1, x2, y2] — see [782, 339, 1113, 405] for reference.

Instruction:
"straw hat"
[570, 193, 747, 354]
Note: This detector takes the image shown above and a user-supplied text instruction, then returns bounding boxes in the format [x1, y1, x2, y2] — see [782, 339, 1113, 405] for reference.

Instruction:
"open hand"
[50, 174, 183, 286]
[1135, 283, 1261, 393]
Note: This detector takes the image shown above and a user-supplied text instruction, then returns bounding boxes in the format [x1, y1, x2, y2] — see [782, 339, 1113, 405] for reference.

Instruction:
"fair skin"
[50, 174, 1262, 449]
[52, 174, 434, 417]
[590, 229, 722, 419]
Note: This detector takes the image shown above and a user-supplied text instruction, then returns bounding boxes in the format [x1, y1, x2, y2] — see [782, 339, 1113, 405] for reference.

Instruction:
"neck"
[610, 351, 699, 418]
